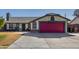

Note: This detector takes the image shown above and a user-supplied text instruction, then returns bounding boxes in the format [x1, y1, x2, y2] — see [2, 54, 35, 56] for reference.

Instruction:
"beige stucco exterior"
[30, 16, 51, 30]
[35, 16, 51, 30]
[38, 16, 51, 21]
[54, 16, 67, 21]
[30, 15, 68, 33]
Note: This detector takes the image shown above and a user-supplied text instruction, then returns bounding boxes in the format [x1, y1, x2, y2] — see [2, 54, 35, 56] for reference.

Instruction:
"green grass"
[0, 35, 6, 40]
[0, 19, 4, 29]
[0, 46, 8, 49]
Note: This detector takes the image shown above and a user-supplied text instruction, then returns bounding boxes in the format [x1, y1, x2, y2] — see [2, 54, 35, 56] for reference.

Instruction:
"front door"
[22, 24, 25, 31]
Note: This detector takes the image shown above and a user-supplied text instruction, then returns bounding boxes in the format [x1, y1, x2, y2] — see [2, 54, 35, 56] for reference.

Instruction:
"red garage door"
[39, 21, 65, 33]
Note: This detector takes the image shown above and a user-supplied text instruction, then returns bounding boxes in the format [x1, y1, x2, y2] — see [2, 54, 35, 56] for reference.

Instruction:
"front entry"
[22, 24, 26, 31]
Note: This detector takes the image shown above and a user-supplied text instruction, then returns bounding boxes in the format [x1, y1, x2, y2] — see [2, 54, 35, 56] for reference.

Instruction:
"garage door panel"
[39, 22, 65, 33]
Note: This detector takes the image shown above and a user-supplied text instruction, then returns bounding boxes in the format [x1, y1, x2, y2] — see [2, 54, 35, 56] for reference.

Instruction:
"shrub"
[0, 18, 4, 29]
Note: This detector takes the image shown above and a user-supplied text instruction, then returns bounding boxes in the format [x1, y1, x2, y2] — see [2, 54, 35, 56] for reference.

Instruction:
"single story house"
[2, 13, 70, 33]
[68, 16, 79, 32]
[28, 13, 70, 33]
[3, 13, 38, 31]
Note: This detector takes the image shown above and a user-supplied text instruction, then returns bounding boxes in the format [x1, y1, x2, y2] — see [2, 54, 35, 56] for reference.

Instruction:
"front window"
[9, 24, 19, 31]
[33, 22, 36, 29]
[9, 23, 13, 30]
[15, 24, 19, 31]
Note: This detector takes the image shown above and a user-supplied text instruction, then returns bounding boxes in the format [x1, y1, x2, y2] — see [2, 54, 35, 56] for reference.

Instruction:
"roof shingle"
[6, 17, 38, 23]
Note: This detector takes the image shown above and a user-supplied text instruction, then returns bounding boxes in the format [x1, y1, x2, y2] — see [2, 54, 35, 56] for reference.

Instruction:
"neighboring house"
[69, 17, 79, 32]
[28, 13, 70, 33]
[68, 9, 79, 32]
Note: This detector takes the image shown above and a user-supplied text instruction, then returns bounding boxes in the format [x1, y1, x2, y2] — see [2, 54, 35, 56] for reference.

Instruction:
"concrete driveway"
[8, 32, 79, 49]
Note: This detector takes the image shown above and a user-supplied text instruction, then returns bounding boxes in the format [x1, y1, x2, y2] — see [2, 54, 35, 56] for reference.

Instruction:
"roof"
[70, 17, 79, 24]
[5, 21, 29, 23]
[28, 13, 70, 23]
[45, 13, 60, 16]
[46, 13, 70, 21]
[5, 13, 70, 24]
[5, 17, 38, 23]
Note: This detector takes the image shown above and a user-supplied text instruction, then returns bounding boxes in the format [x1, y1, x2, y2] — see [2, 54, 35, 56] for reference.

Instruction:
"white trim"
[6, 24, 9, 30]
[19, 24, 22, 31]
[25, 24, 28, 29]
[65, 21, 67, 33]
[36, 21, 39, 30]
[30, 23, 33, 30]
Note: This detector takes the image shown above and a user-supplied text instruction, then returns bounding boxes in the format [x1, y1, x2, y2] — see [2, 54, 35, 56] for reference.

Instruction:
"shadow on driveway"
[22, 32, 75, 38]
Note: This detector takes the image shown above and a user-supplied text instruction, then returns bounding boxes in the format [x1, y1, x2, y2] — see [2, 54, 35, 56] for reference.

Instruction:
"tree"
[0, 18, 4, 29]
[74, 9, 79, 16]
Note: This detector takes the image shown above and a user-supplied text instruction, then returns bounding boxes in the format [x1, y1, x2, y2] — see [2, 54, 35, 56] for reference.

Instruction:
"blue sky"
[0, 9, 75, 20]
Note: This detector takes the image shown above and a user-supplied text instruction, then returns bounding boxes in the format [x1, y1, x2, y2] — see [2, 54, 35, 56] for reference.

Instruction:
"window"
[15, 24, 19, 31]
[13, 24, 16, 29]
[9, 24, 19, 30]
[33, 22, 36, 29]
[51, 16, 54, 21]
[9, 23, 13, 30]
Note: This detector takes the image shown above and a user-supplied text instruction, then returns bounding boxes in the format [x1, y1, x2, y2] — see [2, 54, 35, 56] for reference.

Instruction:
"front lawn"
[0, 32, 21, 48]
[0, 35, 6, 40]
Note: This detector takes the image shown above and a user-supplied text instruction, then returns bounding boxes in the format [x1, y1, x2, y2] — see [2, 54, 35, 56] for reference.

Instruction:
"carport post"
[65, 22, 67, 33]
[30, 23, 33, 30]
[19, 24, 22, 31]
[36, 21, 39, 30]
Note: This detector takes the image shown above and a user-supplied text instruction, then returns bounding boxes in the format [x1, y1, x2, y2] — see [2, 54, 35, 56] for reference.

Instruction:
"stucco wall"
[38, 16, 51, 21]
[35, 16, 51, 30]
[54, 16, 67, 21]
[31, 16, 51, 30]
[31, 16, 68, 33]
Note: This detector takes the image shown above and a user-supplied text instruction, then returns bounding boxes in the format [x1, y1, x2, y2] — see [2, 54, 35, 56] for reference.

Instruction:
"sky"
[0, 9, 75, 20]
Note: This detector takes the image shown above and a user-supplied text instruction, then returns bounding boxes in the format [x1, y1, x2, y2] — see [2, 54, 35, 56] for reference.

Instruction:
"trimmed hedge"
[0, 18, 4, 29]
